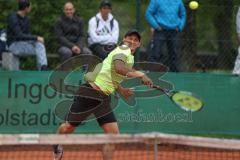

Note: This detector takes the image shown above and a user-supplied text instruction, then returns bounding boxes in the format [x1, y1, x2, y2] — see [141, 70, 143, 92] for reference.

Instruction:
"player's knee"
[58, 122, 76, 134]
[101, 123, 119, 134]
[104, 128, 119, 134]
[110, 128, 119, 134]
[64, 123, 76, 133]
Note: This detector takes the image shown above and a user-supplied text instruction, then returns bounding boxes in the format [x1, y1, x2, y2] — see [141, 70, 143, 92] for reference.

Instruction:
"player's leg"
[98, 114, 119, 160]
[95, 94, 118, 134]
[52, 122, 77, 160]
[57, 122, 76, 134]
[95, 91, 119, 160]
[94, 92, 118, 160]
[53, 121, 77, 160]
[101, 122, 119, 134]
[53, 84, 102, 160]
[101, 123, 118, 160]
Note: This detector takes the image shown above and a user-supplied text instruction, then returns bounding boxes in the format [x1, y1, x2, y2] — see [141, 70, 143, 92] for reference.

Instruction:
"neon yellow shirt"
[85, 45, 134, 95]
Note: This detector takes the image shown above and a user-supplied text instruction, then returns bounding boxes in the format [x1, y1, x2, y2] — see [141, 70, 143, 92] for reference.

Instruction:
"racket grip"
[152, 85, 170, 93]
[152, 85, 161, 90]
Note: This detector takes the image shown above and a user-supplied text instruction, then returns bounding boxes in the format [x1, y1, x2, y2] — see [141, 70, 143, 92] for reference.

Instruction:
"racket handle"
[152, 85, 160, 89]
[152, 85, 171, 96]
[152, 85, 165, 91]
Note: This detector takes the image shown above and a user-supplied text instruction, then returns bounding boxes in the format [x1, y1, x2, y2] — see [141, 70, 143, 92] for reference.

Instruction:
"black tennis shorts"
[66, 83, 117, 126]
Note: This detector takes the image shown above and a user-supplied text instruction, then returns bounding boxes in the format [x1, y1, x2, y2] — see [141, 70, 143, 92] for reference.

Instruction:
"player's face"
[64, 3, 75, 18]
[123, 34, 141, 53]
[100, 6, 111, 20]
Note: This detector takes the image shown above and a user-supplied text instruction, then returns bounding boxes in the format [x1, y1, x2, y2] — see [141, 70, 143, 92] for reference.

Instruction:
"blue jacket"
[145, 0, 186, 31]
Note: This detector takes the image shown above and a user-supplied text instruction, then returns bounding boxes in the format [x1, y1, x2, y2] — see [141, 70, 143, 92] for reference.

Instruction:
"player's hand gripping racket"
[152, 85, 204, 112]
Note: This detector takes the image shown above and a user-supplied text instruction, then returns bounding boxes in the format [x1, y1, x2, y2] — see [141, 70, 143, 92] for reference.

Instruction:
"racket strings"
[172, 92, 203, 111]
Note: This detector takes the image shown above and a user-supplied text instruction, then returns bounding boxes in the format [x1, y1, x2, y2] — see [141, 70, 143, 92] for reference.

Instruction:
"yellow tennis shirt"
[85, 45, 134, 95]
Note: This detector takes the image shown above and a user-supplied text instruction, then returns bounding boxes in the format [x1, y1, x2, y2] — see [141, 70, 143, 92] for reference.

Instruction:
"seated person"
[7, 0, 48, 70]
[233, 6, 240, 76]
[0, 29, 7, 61]
[55, 1, 91, 63]
[88, 0, 119, 60]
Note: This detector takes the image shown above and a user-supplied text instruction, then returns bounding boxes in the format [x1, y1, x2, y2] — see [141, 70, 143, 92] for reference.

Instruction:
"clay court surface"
[0, 144, 240, 160]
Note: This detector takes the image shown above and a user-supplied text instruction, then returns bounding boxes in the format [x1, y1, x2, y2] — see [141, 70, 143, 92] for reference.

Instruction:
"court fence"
[1, 133, 240, 160]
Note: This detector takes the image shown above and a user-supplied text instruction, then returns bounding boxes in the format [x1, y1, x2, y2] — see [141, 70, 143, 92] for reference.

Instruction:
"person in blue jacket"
[145, 0, 186, 72]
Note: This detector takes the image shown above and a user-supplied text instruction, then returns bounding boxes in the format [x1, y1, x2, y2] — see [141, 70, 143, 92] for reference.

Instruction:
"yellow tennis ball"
[189, 1, 199, 10]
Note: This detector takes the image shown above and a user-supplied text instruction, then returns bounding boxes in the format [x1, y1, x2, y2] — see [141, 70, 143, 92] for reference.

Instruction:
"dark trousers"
[148, 30, 178, 72]
[66, 84, 116, 126]
[89, 43, 116, 60]
[0, 41, 6, 60]
[58, 46, 92, 63]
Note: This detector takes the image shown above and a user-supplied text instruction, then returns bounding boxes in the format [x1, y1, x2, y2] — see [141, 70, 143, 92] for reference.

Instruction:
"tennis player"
[53, 29, 153, 160]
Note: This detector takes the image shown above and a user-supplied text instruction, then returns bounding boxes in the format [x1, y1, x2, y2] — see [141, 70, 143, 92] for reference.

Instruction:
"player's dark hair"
[18, 0, 31, 11]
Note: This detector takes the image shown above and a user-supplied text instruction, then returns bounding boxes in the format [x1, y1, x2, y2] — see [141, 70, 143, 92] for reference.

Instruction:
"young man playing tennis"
[53, 29, 153, 160]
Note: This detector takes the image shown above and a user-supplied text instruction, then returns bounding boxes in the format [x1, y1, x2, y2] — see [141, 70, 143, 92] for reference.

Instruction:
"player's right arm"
[113, 59, 153, 87]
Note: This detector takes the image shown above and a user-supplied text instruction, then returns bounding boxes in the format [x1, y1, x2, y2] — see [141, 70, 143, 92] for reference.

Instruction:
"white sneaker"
[53, 145, 63, 160]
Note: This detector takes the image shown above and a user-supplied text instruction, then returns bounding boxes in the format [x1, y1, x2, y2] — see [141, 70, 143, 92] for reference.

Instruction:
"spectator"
[0, 29, 7, 61]
[233, 6, 240, 76]
[145, 0, 186, 72]
[55, 1, 90, 63]
[7, 0, 48, 70]
[145, 27, 155, 60]
[88, 0, 119, 60]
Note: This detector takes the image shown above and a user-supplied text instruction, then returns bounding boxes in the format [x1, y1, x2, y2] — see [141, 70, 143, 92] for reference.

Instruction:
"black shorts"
[66, 83, 117, 126]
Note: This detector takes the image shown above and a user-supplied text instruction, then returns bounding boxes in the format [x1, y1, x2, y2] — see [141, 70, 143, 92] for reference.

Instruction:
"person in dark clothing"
[7, 0, 48, 70]
[0, 29, 7, 61]
[145, 0, 186, 72]
[55, 2, 90, 63]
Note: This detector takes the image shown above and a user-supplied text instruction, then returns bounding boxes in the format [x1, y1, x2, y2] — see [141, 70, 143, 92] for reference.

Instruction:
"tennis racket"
[152, 85, 204, 112]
